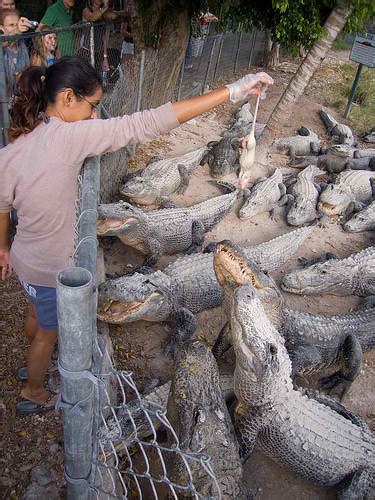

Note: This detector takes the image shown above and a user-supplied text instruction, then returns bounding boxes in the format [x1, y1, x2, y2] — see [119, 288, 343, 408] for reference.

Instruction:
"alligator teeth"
[103, 300, 114, 312]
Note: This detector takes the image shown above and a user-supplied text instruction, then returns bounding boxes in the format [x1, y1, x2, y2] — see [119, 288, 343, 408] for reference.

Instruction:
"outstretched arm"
[172, 72, 274, 123]
[59, 72, 274, 165]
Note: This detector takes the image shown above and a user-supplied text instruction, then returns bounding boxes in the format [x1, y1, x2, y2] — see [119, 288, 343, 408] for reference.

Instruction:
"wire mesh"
[91, 333, 222, 499]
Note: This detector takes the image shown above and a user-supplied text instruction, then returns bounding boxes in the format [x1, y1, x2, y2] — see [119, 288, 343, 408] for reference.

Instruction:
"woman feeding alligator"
[0, 56, 273, 415]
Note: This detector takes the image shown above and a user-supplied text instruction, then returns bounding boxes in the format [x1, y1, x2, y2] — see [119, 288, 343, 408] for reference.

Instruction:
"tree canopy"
[216, 0, 375, 51]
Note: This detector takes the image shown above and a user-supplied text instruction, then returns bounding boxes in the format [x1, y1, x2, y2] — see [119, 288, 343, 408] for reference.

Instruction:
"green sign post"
[344, 33, 374, 118]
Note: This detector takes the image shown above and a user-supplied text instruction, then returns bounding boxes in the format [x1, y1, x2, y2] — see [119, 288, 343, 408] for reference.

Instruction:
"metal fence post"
[213, 33, 224, 81]
[234, 27, 243, 73]
[202, 38, 217, 94]
[0, 43, 9, 148]
[135, 49, 146, 112]
[90, 25, 95, 68]
[56, 266, 95, 500]
[176, 59, 185, 101]
[247, 27, 257, 68]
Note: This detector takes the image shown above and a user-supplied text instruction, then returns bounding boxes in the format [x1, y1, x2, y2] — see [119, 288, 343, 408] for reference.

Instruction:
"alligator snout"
[235, 284, 256, 301]
[280, 273, 302, 294]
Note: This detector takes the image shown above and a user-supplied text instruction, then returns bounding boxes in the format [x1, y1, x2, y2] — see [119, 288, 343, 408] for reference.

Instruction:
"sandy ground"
[1, 50, 374, 498]
[104, 56, 375, 498]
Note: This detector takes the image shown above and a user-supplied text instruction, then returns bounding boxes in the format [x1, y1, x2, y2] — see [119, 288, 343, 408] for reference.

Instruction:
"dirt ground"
[1, 49, 374, 498]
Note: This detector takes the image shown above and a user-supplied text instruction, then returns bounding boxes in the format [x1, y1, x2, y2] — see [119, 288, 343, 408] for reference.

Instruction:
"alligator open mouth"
[96, 218, 127, 235]
[318, 201, 339, 214]
[214, 243, 264, 289]
[97, 298, 144, 323]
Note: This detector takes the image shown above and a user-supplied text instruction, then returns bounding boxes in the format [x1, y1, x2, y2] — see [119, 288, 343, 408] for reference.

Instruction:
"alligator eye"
[269, 344, 277, 355]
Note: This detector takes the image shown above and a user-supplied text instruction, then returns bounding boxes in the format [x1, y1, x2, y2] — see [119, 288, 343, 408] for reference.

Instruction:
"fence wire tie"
[64, 470, 96, 491]
[58, 362, 103, 386]
[55, 389, 94, 417]
[71, 235, 99, 259]
[76, 208, 98, 227]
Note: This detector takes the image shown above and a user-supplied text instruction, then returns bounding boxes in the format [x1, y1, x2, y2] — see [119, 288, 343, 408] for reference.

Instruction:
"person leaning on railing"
[0, 56, 273, 415]
[80, 0, 117, 73]
[0, 8, 30, 101]
[39, 0, 75, 56]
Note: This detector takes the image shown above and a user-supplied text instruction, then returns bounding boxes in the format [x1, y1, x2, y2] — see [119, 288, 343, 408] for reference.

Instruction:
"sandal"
[17, 363, 58, 381]
[16, 392, 58, 415]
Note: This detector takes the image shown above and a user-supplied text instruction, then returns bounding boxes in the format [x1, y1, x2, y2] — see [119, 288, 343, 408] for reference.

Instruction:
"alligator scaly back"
[229, 285, 375, 496]
[120, 147, 207, 205]
[282, 306, 375, 399]
[167, 340, 246, 499]
[281, 246, 375, 296]
[97, 226, 314, 324]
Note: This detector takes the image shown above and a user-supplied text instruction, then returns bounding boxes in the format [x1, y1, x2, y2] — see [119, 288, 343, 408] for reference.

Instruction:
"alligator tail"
[209, 180, 237, 194]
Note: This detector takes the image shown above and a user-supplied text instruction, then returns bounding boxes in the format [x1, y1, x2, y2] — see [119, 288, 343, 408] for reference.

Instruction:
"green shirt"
[40, 0, 74, 56]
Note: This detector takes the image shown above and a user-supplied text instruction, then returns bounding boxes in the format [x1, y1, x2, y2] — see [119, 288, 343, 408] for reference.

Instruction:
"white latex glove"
[226, 72, 274, 103]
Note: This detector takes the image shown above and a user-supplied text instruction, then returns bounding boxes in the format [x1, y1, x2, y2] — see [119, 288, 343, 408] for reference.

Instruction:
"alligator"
[319, 109, 355, 146]
[346, 157, 375, 171]
[360, 128, 375, 144]
[233, 101, 253, 125]
[238, 169, 291, 221]
[307, 155, 374, 174]
[318, 155, 351, 174]
[318, 170, 375, 217]
[120, 147, 207, 205]
[282, 307, 375, 400]
[221, 121, 265, 140]
[343, 200, 375, 232]
[166, 338, 246, 499]
[354, 148, 375, 159]
[286, 165, 324, 226]
[228, 283, 375, 498]
[323, 144, 356, 158]
[281, 246, 375, 296]
[97, 226, 313, 324]
[99, 372, 236, 451]
[290, 154, 363, 173]
[210, 240, 373, 403]
[273, 129, 320, 158]
[97, 183, 238, 266]
[201, 138, 239, 178]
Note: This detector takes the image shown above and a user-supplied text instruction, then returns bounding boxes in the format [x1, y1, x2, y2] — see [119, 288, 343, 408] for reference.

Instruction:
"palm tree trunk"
[259, 0, 351, 149]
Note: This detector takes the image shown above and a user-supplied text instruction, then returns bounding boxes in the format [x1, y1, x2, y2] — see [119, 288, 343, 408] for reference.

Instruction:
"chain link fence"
[0, 20, 267, 498]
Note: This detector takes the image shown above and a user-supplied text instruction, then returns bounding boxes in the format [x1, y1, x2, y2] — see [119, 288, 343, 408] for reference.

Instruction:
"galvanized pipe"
[56, 267, 95, 500]
[202, 38, 217, 94]
[76, 156, 100, 281]
[136, 49, 146, 112]
[89, 25, 95, 68]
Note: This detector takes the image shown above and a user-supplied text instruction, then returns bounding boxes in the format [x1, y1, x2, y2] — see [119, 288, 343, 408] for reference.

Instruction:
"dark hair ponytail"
[9, 56, 102, 142]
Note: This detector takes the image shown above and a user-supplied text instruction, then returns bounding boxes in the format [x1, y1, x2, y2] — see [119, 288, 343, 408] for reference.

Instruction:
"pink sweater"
[0, 103, 179, 287]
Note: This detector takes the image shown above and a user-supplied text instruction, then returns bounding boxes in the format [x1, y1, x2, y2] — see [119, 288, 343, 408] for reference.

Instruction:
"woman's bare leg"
[20, 326, 57, 404]
[24, 302, 38, 340]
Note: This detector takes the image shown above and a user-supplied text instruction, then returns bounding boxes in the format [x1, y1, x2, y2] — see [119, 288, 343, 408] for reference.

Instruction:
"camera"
[29, 20, 39, 29]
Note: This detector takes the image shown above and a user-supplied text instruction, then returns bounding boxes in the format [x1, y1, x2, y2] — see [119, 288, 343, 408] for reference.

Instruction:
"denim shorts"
[20, 280, 58, 330]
